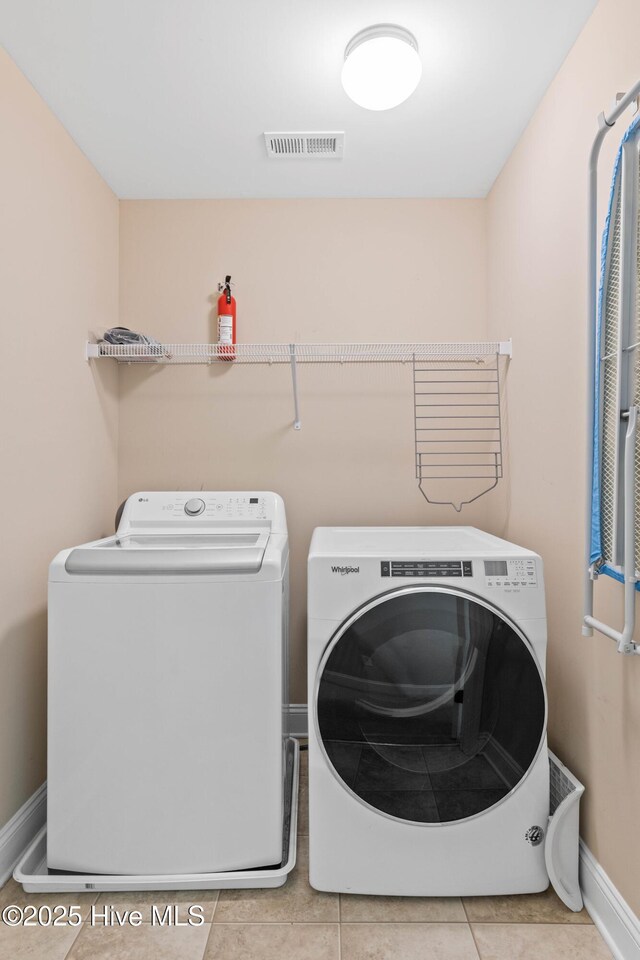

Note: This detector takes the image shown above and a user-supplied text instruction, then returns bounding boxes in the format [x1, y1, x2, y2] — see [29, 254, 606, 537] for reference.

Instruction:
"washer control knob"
[184, 498, 205, 516]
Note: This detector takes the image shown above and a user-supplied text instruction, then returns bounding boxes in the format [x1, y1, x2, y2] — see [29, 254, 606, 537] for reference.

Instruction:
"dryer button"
[184, 498, 206, 516]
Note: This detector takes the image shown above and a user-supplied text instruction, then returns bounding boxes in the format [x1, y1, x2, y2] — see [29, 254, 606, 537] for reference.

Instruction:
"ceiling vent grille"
[264, 132, 344, 160]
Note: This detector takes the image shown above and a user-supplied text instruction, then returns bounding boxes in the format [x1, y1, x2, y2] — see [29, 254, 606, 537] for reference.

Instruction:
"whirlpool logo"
[331, 565, 360, 576]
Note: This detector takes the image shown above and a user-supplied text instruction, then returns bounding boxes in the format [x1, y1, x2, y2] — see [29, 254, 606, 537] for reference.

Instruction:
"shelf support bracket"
[289, 344, 301, 430]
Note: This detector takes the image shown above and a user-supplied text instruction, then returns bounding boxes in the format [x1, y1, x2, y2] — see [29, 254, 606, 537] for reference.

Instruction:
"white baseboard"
[0, 784, 46, 886]
[288, 703, 308, 737]
[580, 840, 640, 960]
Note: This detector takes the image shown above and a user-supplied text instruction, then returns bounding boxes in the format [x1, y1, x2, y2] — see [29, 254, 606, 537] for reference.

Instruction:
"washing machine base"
[14, 739, 298, 893]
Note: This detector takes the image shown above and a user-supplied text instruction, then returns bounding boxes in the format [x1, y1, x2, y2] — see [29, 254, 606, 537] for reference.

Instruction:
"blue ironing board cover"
[590, 114, 640, 585]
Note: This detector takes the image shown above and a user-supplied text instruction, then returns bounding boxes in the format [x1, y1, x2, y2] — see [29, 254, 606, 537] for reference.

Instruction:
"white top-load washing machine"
[308, 526, 548, 896]
[48, 491, 289, 876]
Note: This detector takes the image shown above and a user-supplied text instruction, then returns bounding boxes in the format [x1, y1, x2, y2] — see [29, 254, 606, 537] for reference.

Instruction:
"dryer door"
[315, 587, 546, 824]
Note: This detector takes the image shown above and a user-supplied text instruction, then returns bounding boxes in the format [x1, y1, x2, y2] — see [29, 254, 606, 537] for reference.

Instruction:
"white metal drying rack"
[87, 339, 512, 431]
[583, 81, 640, 655]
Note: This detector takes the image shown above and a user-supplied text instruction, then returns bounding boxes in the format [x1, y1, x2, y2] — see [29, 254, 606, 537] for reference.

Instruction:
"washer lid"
[64, 532, 268, 575]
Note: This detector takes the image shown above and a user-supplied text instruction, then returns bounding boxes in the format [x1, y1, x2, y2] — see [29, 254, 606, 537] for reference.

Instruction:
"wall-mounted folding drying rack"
[584, 80, 640, 654]
[413, 351, 505, 512]
[87, 338, 512, 509]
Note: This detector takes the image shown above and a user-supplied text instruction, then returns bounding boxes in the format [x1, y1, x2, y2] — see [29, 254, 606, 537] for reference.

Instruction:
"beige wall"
[6, 0, 639, 915]
[486, 0, 640, 914]
[117, 199, 489, 700]
[0, 50, 119, 826]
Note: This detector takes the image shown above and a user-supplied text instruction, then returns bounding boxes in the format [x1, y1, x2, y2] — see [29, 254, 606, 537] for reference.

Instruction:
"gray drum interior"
[315, 587, 546, 825]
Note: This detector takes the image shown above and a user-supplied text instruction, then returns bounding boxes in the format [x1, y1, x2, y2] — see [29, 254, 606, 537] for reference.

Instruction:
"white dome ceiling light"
[341, 24, 422, 111]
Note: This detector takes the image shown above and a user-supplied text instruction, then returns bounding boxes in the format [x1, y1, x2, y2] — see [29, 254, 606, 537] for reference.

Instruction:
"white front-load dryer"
[308, 526, 548, 896]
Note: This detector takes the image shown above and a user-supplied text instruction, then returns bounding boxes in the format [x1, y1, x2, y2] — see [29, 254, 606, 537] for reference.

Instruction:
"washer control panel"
[184, 498, 206, 516]
[118, 491, 287, 536]
[121, 492, 282, 526]
[168, 495, 268, 520]
[484, 558, 537, 588]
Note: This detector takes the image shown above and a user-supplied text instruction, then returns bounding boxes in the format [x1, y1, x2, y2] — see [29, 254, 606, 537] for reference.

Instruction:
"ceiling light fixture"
[341, 24, 422, 111]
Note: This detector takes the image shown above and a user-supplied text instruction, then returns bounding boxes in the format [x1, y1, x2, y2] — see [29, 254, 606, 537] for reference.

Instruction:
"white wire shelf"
[86, 340, 512, 364]
[86, 339, 511, 460]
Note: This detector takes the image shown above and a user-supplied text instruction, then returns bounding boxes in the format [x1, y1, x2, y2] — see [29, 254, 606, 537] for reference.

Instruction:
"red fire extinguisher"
[217, 275, 236, 360]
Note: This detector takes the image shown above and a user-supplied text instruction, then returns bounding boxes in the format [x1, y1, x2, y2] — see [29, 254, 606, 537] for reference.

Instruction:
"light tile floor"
[0, 748, 614, 960]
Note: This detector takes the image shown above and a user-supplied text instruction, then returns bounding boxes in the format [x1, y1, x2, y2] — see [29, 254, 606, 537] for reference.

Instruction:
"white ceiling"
[0, 0, 597, 199]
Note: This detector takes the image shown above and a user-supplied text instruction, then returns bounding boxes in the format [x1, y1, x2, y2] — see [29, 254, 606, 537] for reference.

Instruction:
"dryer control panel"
[381, 560, 474, 578]
[484, 558, 538, 588]
[378, 557, 538, 590]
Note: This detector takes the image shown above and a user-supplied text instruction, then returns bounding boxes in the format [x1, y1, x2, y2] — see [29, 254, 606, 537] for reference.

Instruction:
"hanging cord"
[101, 326, 161, 348]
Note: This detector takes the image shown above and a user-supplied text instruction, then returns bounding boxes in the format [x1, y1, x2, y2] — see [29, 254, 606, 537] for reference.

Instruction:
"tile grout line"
[199, 918, 591, 924]
[198, 921, 215, 960]
[467, 919, 484, 960]
[59, 916, 85, 960]
[196, 919, 471, 924]
[466, 920, 600, 926]
[210, 892, 220, 924]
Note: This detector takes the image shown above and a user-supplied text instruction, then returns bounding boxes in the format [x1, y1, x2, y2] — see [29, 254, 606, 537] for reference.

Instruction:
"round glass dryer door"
[315, 588, 546, 824]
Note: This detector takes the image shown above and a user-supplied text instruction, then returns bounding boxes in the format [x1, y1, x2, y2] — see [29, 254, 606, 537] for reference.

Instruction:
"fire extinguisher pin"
[218, 275, 233, 304]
